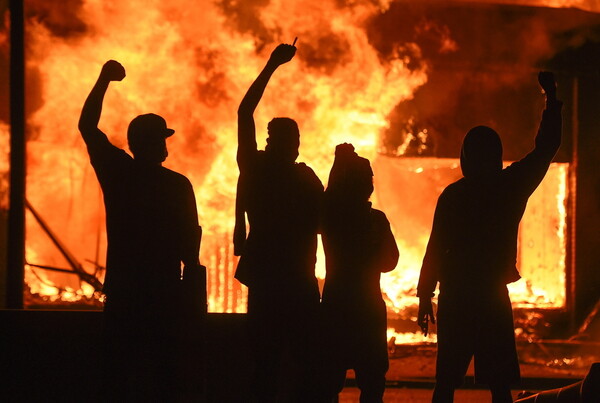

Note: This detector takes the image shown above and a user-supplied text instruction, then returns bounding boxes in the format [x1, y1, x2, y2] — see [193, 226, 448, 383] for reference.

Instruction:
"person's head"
[326, 143, 374, 203]
[127, 113, 174, 164]
[460, 125, 503, 179]
[265, 117, 300, 164]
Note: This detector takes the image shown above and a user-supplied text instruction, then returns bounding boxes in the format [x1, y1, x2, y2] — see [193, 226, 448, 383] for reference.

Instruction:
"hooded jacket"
[417, 100, 562, 297]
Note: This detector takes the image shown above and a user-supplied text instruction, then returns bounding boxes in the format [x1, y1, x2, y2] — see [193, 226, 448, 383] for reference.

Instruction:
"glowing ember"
[387, 328, 437, 344]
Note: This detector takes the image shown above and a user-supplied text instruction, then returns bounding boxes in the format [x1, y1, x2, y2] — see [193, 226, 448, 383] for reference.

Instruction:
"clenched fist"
[100, 60, 126, 82]
[268, 44, 296, 67]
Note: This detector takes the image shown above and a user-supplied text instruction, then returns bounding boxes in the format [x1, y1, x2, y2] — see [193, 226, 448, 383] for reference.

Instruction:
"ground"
[340, 388, 526, 403]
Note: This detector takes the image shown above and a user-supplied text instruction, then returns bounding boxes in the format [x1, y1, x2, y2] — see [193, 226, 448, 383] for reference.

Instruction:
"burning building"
[1, 0, 600, 345]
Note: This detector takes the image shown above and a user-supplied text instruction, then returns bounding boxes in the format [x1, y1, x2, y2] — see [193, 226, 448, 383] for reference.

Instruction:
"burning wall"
[1, 1, 599, 333]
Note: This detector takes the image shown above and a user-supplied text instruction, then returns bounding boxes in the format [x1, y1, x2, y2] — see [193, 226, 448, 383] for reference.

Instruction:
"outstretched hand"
[538, 71, 556, 97]
[268, 43, 297, 67]
[418, 297, 436, 336]
[100, 60, 126, 82]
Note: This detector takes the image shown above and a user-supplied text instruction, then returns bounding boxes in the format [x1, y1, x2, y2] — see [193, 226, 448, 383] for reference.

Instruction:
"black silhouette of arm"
[233, 176, 246, 256]
[506, 72, 562, 194]
[237, 43, 296, 170]
[372, 210, 399, 273]
[78, 60, 126, 150]
[416, 192, 449, 336]
[531, 71, 562, 163]
[417, 192, 448, 299]
[182, 179, 201, 269]
[234, 43, 296, 255]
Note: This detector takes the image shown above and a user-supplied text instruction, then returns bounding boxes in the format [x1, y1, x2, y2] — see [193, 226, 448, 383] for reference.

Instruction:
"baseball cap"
[127, 113, 175, 146]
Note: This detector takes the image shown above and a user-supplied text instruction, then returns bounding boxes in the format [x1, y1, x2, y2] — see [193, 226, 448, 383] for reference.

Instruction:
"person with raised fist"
[234, 42, 324, 402]
[79, 60, 203, 401]
[417, 72, 562, 403]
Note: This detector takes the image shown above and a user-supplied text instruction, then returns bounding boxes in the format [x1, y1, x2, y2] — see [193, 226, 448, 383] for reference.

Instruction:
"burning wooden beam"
[25, 199, 103, 292]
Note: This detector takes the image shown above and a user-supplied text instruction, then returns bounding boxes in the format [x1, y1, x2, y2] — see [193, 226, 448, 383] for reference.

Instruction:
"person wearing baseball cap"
[79, 60, 202, 400]
[127, 113, 175, 163]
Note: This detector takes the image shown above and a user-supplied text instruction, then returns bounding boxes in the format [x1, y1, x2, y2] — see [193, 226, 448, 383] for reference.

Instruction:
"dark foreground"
[2, 310, 595, 402]
[341, 388, 524, 402]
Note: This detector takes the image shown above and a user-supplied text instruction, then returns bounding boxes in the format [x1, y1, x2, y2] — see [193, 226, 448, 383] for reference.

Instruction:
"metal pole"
[568, 75, 578, 332]
[6, 0, 25, 309]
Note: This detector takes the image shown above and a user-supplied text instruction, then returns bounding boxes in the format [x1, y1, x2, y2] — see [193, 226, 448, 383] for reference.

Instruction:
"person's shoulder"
[295, 162, 324, 187]
[161, 167, 193, 186]
[436, 179, 466, 204]
[115, 147, 132, 160]
[442, 178, 464, 194]
[295, 161, 318, 176]
[90, 143, 131, 168]
[370, 208, 390, 223]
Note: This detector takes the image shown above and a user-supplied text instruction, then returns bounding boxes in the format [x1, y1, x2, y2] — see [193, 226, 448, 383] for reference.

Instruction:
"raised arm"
[371, 210, 399, 273]
[78, 60, 126, 147]
[237, 43, 296, 169]
[534, 71, 562, 159]
[507, 72, 563, 195]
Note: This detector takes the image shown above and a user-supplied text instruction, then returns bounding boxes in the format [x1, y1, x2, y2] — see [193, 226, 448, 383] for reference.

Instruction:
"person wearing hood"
[416, 72, 562, 403]
[321, 143, 399, 403]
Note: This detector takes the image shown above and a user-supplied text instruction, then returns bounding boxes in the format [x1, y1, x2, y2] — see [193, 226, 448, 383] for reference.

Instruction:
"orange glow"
[375, 157, 568, 317]
[20, 0, 428, 312]
[430, 0, 600, 12]
[0, 1, 572, 331]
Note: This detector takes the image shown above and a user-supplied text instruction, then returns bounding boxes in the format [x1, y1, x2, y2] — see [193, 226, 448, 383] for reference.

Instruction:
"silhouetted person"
[417, 72, 562, 403]
[321, 144, 399, 403]
[79, 60, 202, 401]
[234, 43, 323, 402]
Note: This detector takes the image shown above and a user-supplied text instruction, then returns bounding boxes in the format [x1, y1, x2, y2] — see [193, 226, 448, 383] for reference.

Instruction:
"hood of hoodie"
[460, 126, 503, 179]
[327, 143, 374, 204]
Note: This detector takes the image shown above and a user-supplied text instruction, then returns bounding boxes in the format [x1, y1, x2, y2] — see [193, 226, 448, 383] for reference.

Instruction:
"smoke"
[368, 2, 600, 159]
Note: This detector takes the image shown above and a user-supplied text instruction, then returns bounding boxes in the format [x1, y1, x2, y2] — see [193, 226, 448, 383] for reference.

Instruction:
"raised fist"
[538, 71, 556, 95]
[100, 60, 126, 82]
[268, 43, 296, 67]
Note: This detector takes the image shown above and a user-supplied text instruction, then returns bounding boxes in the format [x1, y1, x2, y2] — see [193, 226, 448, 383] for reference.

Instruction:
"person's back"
[417, 72, 562, 403]
[425, 119, 561, 294]
[234, 43, 323, 402]
[79, 60, 201, 400]
[236, 149, 322, 287]
[433, 174, 531, 293]
[322, 205, 395, 313]
[321, 143, 399, 403]
[93, 150, 197, 308]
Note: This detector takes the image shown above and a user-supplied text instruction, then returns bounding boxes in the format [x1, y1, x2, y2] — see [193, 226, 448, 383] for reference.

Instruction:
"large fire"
[2, 0, 591, 340]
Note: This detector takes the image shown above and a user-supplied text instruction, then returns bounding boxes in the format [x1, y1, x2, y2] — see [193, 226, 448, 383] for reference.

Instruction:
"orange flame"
[21, 0, 429, 311]
[0, 1, 572, 332]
